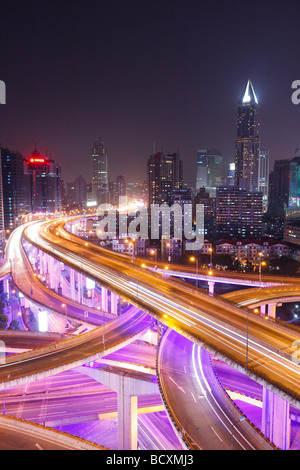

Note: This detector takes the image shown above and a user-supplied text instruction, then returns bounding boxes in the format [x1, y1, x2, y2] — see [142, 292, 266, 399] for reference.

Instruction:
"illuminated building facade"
[147, 151, 183, 207]
[288, 148, 300, 215]
[216, 186, 263, 238]
[235, 80, 260, 192]
[258, 149, 269, 212]
[25, 148, 62, 214]
[1, 147, 27, 231]
[195, 148, 223, 191]
[92, 139, 109, 205]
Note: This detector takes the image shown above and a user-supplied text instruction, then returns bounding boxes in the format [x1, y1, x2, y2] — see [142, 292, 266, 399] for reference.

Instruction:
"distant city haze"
[0, 1, 299, 185]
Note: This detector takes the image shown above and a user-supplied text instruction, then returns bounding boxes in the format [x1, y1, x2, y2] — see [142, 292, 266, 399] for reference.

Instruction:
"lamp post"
[209, 246, 212, 268]
[258, 252, 266, 285]
[150, 249, 157, 263]
[258, 252, 262, 284]
[166, 242, 171, 263]
[190, 256, 199, 288]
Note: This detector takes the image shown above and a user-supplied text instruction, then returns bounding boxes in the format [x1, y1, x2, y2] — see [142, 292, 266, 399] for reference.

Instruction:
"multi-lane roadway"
[2, 216, 300, 450]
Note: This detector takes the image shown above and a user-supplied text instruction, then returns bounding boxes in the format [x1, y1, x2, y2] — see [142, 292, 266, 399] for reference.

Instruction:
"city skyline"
[0, 0, 300, 185]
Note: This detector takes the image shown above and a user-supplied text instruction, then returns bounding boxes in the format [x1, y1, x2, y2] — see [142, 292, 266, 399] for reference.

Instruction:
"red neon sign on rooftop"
[28, 156, 50, 165]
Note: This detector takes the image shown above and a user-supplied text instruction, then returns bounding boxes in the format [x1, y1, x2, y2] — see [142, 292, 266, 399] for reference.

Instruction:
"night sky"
[0, 0, 299, 186]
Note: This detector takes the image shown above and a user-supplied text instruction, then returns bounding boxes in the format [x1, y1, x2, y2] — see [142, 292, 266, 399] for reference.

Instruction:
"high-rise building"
[92, 139, 109, 205]
[73, 175, 87, 207]
[109, 174, 127, 207]
[288, 148, 300, 216]
[226, 162, 235, 186]
[216, 186, 263, 238]
[235, 80, 260, 192]
[195, 149, 223, 191]
[258, 149, 269, 212]
[147, 151, 183, 207]
[25, 148, 62, 214]
[194, 187, 216, 238]
[1, 147, 27, 231]
[268, 159, 290, 218]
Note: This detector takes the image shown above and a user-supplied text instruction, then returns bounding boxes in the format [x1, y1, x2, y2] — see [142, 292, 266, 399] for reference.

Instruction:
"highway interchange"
[0, 216, 299, 450]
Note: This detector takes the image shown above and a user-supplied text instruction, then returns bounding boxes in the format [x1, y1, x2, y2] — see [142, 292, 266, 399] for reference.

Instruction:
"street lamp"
[166, 242, 171, 263]
[209, 246, 213, 268]
[150, 249, 157, 263]
[258, 252, 266, 284]
[190, 256, 199, 288]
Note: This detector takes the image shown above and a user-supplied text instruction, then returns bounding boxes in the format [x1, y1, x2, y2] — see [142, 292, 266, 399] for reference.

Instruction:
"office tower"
[268, 159, 291, 219]
[147, 151, 183, 207]
[195, 149, 223, 191]
[258, 149, 269, 212]
[109, 175, 126, 207]
[288, 148, 300, 215]
[1, 147, 27, 231]
[194, 187, 216, 239]
[25, 148, 62, 214]
[72, 175, 87, 207]
[216, 186, 263, 238]
[226, 162, 235, 186]
[235, 79, 260, 192]
[92, 139, 109, 205]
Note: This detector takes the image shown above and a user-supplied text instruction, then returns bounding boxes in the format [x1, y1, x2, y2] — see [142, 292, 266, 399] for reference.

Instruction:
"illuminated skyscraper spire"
[239, 79, 258, 105]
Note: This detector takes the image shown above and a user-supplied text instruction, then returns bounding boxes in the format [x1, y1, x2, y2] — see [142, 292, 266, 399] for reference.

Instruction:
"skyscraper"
[235, 79, 260, 192]
[147, 151, 183, 207]
[109, 174, 127, 207]
[288, 148, 300, 215]
[216, 186, 263, 238]
[92, 139, 109, 205]
[258, 149, 269, 212]
[195, 149, 223, 191]
[25, 148, 62, 214]
[268, 159, 290, 218]
[1, 147, 27, 230]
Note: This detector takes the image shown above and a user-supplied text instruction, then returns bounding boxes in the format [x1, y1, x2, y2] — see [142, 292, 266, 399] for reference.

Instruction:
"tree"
[0, 313, 8, 330]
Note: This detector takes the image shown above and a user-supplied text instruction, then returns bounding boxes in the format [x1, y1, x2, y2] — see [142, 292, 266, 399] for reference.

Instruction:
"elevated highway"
[19, 218, 300, 410]
[2, 217, 300, 450]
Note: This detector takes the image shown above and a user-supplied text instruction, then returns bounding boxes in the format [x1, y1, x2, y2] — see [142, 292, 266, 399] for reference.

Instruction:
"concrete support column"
[268, 303, 277, 319]
[101, 286, 108, 311]
[48, 256, 55, 289]
[3, 278, 9, 294]
[39, 250, 44, 275]
[260, 304, 266, 316]
[77, 272, 83, 304]
[57, 261, 62, 295]
[117, 376, 138, 450]
[262, 387, 291, 450]
[33, 247, 39, 272]
[111, 292, 118, 315]
[208, 280, 215, 296]
[44, 253, 49, 277]
[70, 268, 76, 300]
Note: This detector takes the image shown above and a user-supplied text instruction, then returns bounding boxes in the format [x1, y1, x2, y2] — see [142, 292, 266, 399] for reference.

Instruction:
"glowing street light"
[190, 256, 199, 288]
